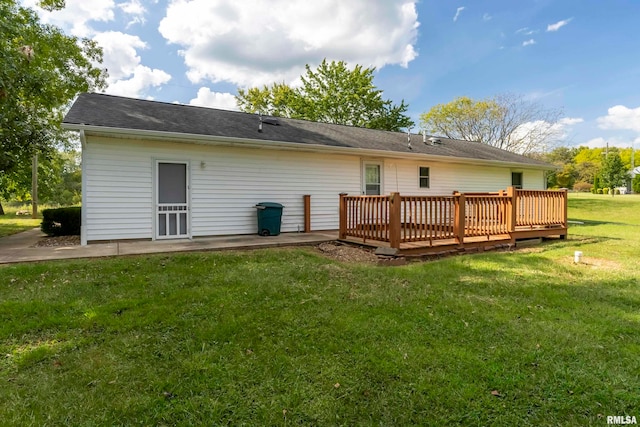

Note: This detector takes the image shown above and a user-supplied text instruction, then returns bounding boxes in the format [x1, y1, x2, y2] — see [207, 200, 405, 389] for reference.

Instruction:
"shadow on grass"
[569, 218, 636, 227]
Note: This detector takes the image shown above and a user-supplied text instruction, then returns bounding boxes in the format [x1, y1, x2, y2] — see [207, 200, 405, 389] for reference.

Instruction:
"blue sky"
[26, 0, 640, 149]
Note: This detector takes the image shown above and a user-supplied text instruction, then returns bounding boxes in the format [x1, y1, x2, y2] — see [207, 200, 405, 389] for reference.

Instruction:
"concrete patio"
[0, 228, 337, 264]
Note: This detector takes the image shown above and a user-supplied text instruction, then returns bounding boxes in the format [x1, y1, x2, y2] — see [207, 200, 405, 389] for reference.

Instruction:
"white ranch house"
[63, 93, 555, 245]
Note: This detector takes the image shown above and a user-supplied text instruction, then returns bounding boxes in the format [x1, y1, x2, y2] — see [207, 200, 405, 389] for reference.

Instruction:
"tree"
[600, 152, 628, 195]
[0, 147, 81, 208]
[236, 59, 413, 132]
[420, 93, 563, 154]
[0, 0, 107, 213]
[633, 174, 640, 194]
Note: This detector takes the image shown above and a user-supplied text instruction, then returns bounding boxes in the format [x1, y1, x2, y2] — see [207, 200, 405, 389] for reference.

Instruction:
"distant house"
[62, 93, 555, 245]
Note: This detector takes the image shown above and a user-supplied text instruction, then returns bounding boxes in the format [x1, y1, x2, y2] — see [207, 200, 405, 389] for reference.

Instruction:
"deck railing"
[339, 187, 567, 249]
[515, 190, 567, 228]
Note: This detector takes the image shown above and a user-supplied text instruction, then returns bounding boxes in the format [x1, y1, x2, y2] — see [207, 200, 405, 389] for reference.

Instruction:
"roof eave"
[62, 123, 553, 170]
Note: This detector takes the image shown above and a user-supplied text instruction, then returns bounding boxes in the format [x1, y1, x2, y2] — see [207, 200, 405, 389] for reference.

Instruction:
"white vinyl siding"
[83, 142, 153, 241]
[189, 146, 359, 236]
[382, 160, 546, 194]
[83, 136, 360, 242]
[82, 135, 548, 243]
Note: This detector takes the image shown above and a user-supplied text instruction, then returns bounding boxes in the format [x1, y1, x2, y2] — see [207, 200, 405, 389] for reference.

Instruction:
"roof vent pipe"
[258, 113, 263, 133]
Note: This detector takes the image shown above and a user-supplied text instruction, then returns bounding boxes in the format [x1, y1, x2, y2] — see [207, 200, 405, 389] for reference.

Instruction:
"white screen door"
[363, 162, 382, 195]
[157, 162, 189, 239]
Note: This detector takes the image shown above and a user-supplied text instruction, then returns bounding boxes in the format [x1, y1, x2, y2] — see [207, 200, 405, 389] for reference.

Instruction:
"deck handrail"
[515, 189, 567, 228]
[339, 187, 568, 248]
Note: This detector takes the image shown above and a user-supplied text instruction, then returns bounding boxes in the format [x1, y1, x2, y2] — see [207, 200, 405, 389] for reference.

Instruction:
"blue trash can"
[255, 202, 284, 236]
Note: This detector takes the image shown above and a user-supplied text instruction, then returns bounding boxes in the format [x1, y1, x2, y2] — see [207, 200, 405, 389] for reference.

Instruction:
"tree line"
[533, 146, 639, 193]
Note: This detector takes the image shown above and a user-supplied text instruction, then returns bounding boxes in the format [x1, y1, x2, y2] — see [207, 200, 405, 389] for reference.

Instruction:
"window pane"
[365, 164, 380, 183]
[364, 164, 381, 195]
[159, 163, 187, 204]
[158, 213, 167, 236]
[419, 167, 430, 188]
[512, 172, 523, 188]
[366, 184, 380, 195]
[169, 213, 177, 235]
[179, 213, 187, 235]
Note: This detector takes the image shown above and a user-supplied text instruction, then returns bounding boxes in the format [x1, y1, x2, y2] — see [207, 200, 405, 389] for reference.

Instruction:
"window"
[512, 172, 523, 189]
[363, 163, 382, 195]
[419, 166, 430, 188]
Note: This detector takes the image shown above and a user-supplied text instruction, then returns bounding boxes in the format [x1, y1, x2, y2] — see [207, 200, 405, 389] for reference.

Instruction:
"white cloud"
[558, 117, 584, 126]
[158, 0, 420, 88]
[482, 13, 491, 22]
[597, 105, 640, 133]
[522, 39, 536, 47]
[26, 0, 148, 33]
[510, 117, 583, 151]
[23, 0, 116, 37]
[516, 27, 537, 36]
[189, 88, 239, 111]
[93, 31, 171, 97]
[118, 0, 145, 15]
[106, 65, 172, 97]
[582, 137, 606, 149]
[118, 0, 147, 27]
[546, 18, 573, 32]
[453, 6, 465, 22]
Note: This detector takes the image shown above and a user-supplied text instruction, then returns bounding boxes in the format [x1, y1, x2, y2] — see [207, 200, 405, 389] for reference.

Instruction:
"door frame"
[154, 160, 191, 240]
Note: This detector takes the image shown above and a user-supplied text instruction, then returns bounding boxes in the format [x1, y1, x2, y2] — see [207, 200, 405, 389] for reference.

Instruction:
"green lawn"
[0, 209, 41, 238]
[1, 194, 639, 425]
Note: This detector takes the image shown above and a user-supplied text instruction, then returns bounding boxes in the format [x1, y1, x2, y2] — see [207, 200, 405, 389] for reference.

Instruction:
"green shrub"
[633, 175, 640, 193]
[41, 207, 81, 236]
[602, 187, 609, 195]
[596, 188, 603, 194]
[615, 188, 621, 195]
[573, 181, 592, 193]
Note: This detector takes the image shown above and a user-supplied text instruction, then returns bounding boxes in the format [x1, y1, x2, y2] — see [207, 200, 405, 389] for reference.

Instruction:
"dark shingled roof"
[63, 93, 552, 168]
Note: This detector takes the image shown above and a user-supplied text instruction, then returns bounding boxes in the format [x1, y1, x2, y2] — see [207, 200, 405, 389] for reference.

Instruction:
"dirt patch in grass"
[32, 235, 80, 248]
[316, 241, 378, 264]
[559, 256, 624, 270]
[579, 257, 624, 270]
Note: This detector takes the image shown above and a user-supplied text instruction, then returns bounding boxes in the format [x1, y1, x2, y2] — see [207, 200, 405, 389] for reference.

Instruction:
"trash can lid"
[255, 202, 284, 208]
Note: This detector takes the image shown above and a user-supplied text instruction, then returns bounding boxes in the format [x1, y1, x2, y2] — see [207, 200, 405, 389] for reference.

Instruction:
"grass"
[0, 206, 41, 238]
[1, 193, 639, 425]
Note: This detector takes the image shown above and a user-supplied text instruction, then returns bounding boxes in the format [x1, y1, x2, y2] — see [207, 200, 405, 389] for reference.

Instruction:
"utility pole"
[632, 143, 636, 194]
[31, 153, 38, 219]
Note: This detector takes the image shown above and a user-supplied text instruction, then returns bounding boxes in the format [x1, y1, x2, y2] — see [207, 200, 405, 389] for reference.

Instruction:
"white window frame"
[361, 160, 384, 195]
[418, 166, 430, 189]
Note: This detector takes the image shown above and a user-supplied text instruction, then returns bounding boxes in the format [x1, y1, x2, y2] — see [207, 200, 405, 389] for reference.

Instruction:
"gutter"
[62, 123, 554, 171]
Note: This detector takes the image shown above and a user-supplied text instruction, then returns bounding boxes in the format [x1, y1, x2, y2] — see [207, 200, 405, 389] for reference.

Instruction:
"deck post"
[339, 193, 347, 239]
[389, 192, 401, 249]
[303, 195, 311, 232]
[562, 189, 568, 228]
[507, 186, 517, 233]
[561, 188, 568, 239]
[454, 193, 466, 245]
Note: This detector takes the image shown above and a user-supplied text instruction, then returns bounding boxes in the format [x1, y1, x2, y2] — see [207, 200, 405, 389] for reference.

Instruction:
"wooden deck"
[339, 187, 567, 256]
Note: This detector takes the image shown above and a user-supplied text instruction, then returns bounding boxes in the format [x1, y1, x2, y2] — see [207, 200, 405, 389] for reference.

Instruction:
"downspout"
[79, 129, 88, 246]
